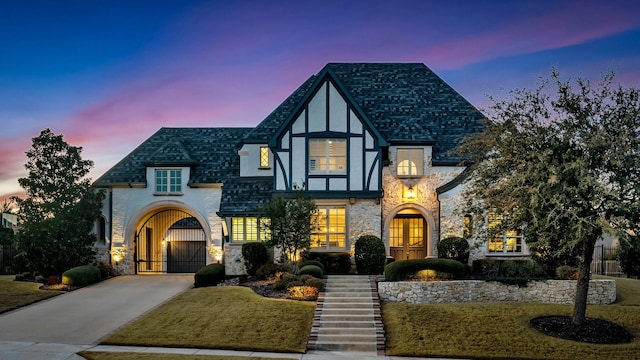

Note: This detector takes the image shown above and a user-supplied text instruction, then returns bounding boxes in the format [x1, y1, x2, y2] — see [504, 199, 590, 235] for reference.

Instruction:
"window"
[309, 138, 346, 174]
[311, 206, 346, 250]
[487, 213, 523, 253]
[260, 146, 270, 168]
[397, 149, 424, 176]
[463, 214, 473, 238]
[155, 169, 182, 193]
[231, 217, 270, 243]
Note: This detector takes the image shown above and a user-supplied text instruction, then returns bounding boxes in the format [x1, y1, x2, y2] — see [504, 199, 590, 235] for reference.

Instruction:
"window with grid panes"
[311, 206, 346, 250]
[155, 169, 182, 193]
[309, 139, 346, 174]
[397, 149, 424, 176]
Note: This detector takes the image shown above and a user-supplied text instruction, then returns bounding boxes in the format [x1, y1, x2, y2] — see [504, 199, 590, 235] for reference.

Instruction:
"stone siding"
[378, 280, 616, 305]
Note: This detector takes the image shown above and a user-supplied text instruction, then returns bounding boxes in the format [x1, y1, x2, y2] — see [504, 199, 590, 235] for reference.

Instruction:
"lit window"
[231, 217, 270, 243]
[309, 139, 346, 174]
[155, 169, 182, 193]
[311, 206, 346, 250]
[487, 213, 523, 253]
[463, 214, 473, 238]
[397, 149, 424, 176]
[260, 146, 270, 168]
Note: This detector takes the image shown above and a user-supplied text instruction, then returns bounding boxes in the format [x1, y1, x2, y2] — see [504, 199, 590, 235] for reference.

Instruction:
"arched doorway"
[389, 211, 427, 260]
[135, 209, 206, 273]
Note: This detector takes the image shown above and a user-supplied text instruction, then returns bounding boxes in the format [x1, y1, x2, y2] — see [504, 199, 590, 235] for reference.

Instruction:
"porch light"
[406, 185, 416, 199]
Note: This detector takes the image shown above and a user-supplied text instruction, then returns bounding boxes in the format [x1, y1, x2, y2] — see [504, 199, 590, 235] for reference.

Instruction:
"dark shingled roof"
[218, 177, 274, 216]
[94, 127, 252, 186]
[250, 63, 485, 163]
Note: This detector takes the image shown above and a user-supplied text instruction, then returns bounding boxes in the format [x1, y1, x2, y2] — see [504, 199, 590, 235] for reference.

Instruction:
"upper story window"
[487, 212, 524, 254]
[155, 169, 182, 194]
[259, 146, 270, 168]
[397, 149, 424, 176]
[309, 138, 346, 174]
[231, 217, 270, 243]
[311, 205, 346, 250]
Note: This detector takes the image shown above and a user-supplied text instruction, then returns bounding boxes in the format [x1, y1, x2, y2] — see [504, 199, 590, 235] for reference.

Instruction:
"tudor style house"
[93, 63, 528, 275]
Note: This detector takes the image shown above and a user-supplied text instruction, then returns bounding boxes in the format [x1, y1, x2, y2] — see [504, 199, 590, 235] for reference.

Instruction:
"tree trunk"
[572, 237, 597, 326]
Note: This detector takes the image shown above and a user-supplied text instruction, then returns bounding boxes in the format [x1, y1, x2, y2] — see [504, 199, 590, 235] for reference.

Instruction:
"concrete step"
[323, 291, 373, 297]
[321, 302, 374, 309]
[315, 320, 376, 328]
[316, 327, 378, 336]
[320, 308, 375, 316]
[316, 334, 379, 343]
[317, 314, 376, 322]
[311, 341, 378, 353]
[325, 284, 372, 289]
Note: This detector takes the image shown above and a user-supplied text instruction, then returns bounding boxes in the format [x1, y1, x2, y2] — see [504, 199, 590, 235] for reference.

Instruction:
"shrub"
[47, 275, 60, 285]
[471, 259, 548, 286]
[354, 235, 386, 275]
[274, 272, 298, 290]
[437, 236, 470, 264]
[384, 258, 465, 281]
[303, 277, 326, 291]
[256, 263, 290, 280]
[287, 285, 318, 300]
[300, 260, 325, 272]
[194, 263, 225, 288]
[299, 264, 324, 278]
[241, 242, 269, 276]
[617, 236, 640, 278]
[305, 252, 352, 274]
[556, 265, 578, 279]
[96, 261, 116, 279]
[62, 265, 102, 287]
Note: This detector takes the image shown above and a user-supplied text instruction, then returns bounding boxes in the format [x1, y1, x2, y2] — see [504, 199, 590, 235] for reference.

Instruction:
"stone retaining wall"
[378, 279, 616, 305]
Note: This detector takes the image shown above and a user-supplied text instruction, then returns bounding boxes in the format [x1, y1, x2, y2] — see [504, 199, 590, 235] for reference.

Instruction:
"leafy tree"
[13, 129, 105, 276]
[459, 70, 640, 326]
[261, 188, 317, 264]
[617, 235, 640, 278]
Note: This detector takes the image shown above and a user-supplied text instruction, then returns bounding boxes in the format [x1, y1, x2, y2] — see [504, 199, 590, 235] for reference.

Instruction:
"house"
[94, 63, 524, 275]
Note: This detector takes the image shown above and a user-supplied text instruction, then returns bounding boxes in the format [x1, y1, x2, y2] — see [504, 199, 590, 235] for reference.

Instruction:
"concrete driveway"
[0, 275, 193, 345]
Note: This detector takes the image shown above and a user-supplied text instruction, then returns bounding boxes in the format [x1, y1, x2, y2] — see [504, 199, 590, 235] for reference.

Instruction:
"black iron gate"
[135, 209, 206, 273]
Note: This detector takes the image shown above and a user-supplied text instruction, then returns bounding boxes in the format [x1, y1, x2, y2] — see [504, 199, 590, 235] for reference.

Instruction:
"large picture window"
[487, 213, 523, 254]
[155, 169, 182, 194]
[231, 217, 270, 243]
[311, 206, 346, 250]
[397, 149, 424, 176]
[309, 138, 346, 174]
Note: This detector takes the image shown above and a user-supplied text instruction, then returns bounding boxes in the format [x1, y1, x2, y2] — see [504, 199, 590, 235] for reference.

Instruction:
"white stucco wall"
[238, 144, 273, 177]
[105, 167, 224, 274]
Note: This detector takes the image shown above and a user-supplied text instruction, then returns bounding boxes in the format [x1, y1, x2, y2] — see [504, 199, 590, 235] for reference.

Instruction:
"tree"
[459, 70, 640, 326]
[261, 188, 317, 264]
[13, 129, 105, 276]
[617, 235, 640, 278]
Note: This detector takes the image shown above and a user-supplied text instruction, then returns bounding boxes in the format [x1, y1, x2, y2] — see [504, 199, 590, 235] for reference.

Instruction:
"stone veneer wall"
[378, 280, 616, 305]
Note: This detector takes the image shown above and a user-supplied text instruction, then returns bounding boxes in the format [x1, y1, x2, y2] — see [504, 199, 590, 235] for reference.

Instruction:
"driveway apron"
[0, 275, 193, 345]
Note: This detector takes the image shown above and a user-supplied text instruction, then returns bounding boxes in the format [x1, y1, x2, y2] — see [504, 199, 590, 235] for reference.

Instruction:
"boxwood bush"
[354, 235, 386, 275]
[304, 252, 352, 274]
[194, 263, 225, 287]
[241, 242, 269, 276]
[384, 258, 465, 281]
[299, 264, 324, 278]
[437, 236, 470, 264]
[256, 263, 290, 280]
[62, 265, 102, 287]
[300, 260, 325, 272]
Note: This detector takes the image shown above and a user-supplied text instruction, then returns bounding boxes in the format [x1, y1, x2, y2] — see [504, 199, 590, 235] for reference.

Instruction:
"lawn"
[78, 352, 291, 360]
[100, 286, 315, 353]
[0, 275, 63, 313]
[383, 276, 640, 359]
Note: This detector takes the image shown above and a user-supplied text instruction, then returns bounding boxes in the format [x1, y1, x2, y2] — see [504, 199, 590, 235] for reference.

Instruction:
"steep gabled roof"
[247, 63, 485, 163]
[218, 177, 274, 216]
[94, 127, 252, 187]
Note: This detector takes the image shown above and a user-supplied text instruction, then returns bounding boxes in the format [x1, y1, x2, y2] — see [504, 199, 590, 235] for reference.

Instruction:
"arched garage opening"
[135, 208, 206, 273]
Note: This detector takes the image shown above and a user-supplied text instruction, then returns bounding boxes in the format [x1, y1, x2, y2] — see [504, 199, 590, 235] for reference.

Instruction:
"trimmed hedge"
[354, 235, 386, 275]
[194, 263, 225, 288]
[299, 264, 324, 278]
[241, 242, 269, 276]
[305, 252, 352, 274]
[437, 236, 470, 264]
[384, 258, 465, 281]
[300, 260, 325, 272]
[62, 265, 102, 287]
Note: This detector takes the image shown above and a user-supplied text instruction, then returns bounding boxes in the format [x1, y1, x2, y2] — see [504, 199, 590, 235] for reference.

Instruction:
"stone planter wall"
[378, 279, 616, 305]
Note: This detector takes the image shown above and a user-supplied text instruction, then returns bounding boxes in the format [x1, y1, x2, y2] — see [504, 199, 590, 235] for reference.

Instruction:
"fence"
[0, 244, 17, 274]
[590, 245, 623, 276]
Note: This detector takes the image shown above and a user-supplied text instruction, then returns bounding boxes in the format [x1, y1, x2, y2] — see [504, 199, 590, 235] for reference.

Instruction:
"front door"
[390, 215, 427, 260]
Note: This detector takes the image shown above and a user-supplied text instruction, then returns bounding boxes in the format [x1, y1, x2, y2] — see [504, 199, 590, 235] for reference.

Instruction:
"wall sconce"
[349, 198, 356, 205]
[406, 185, 416, 199]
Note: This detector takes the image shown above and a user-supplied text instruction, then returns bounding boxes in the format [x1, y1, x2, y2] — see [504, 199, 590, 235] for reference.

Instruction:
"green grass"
[78, 351, 291, 360]
[383, 276, 640, 359]
[101, 286, 315, 353]
[0, 275, 63, 314]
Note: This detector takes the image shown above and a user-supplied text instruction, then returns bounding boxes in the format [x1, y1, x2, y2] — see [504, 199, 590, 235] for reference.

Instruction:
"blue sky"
[2, 0, 640, 199]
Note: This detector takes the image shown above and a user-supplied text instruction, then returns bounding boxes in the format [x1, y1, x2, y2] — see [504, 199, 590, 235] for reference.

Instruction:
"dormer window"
[155, 169, 182, 194]
[397, 149, 424, 176]
[260, 146, 270, 168]
[309, 138, 346, 174]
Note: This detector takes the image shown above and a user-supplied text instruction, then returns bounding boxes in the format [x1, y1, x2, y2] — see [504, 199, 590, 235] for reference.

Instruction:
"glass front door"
[389, 215, 427, 260]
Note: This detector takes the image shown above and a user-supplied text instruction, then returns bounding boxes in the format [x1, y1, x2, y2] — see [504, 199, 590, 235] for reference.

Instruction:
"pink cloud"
[420, 2, 639, 70]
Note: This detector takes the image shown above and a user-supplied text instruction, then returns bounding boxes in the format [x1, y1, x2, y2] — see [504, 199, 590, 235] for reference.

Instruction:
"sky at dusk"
[2, 0, 640, 200]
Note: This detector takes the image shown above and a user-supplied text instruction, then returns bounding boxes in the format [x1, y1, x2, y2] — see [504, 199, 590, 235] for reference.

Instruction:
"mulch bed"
[530, 316, 634, 344]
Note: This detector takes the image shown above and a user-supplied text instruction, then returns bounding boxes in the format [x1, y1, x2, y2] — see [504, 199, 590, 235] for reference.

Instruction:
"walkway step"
[307, 275, 385, 355]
